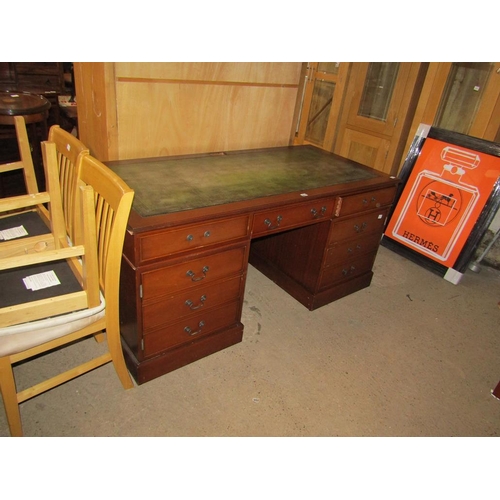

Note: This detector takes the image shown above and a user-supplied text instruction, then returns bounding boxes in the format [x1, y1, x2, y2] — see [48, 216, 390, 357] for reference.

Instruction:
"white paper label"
[23, 270, 61, 291]
[0, 225, 28, 240]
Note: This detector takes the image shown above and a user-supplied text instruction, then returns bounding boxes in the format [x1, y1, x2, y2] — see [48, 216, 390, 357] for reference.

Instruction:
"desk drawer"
[142, 275, 244, 331]
[138, 215, 250, 263]
[325, 232, 382, 267]
[141, 245, 247, 299]
[328, 209, 389, 244]
[143, 300, 241, 356]
[252, 199, 334, 236]
[320, 252, 377, 289]
[335, 187, 396, 217]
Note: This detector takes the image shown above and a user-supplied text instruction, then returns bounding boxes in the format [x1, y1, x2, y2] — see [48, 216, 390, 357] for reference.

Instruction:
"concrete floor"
[1, 245, 500, 438]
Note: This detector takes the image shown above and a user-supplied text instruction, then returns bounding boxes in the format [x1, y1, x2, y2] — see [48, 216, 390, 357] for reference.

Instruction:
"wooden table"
[107, 145, 400, 384]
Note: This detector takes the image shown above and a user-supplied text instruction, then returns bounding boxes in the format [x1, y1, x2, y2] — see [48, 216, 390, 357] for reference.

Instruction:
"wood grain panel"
[339, 129, 390, 172]
[116, 81, 299, 158]
[115, 62, 301, 85]
[74, 62, 118, 161]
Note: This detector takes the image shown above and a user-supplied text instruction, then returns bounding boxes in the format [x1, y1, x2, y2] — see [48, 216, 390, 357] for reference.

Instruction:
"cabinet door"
[295, 63, 350, 150]
[334, 63, 423, 174]
[403, 62, 500, 167]
[343, 62, 410, 136]
[433, 62, 500, 140]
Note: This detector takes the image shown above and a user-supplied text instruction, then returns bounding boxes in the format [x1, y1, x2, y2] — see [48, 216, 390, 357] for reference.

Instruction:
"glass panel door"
[345, 62, 412, 136]
[435, 62, 495, 135]
[317, 62, 340, 75]
[296, 63, 349, 150]
[304, 78, 336, 144]
[358, 63, 400, 121]
[336, 62, 422, 174]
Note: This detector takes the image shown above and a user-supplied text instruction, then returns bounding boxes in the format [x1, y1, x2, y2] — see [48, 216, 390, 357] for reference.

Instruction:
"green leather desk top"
[108, 146, 380, 218]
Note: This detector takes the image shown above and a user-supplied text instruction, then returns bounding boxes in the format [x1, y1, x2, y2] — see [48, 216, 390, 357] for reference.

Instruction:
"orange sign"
[385, 137, 500, 267]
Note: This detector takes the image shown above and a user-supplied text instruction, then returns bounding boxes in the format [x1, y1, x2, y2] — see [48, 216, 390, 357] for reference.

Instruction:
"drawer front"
[142, 275, 244, 331]
[252, 198, 334, 236]
[325, 232, 382, 267]
[139, 215, 250, 263]
[328, 208, 389, 244]
[319, 252, 377, 289]
[141, 245, 247, 300]
[335, 187, 396, 217]
[143, 300, 241, 356]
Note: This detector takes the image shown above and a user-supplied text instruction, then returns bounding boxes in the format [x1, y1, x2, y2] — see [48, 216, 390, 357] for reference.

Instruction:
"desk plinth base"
[249, 251, 373, 311]
[122, 323, 243, 385]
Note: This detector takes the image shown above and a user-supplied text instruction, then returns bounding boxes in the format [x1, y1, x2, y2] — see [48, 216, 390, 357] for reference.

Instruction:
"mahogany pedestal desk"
[107, 146, 399, 384]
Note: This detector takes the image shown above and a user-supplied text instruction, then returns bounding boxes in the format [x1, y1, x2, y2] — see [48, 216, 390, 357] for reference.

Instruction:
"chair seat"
[0, 292, 105, 357]
[0, 210, 50, 239]
[0, 258, 82, 308]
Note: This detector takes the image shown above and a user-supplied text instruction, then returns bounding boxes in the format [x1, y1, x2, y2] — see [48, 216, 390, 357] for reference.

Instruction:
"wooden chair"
[0, 148, 135, 437]
[0, 140, 100, 324]
[0, 115, 40, 197]
[0, 115, 51, 236]
[0, 124, 69, 262]
[0, 118, 89, 258]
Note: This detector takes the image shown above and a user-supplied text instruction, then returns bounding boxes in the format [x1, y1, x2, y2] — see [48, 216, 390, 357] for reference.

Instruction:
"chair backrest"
[0, 116, 39, 196]
[48, 125, 89, 243]
[77, 154, 134, 324]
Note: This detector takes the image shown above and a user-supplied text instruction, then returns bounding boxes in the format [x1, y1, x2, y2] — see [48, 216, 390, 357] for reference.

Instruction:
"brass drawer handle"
[186, 231, 211, 241]
[185, 295, 207, 310]
[186, 265, 209, 281]
[184, 321, 205, 336]
[347, 244, 362, 254]
[354, 222, 367, 233]
[342, 265, 356, 276]
[362, 197, 377, 205]
[264, 215, 282, 230]
[311, 206, 327, 219]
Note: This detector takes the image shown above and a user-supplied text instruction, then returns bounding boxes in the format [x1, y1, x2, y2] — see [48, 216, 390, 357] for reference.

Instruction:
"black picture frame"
[381, 124, 500, 284]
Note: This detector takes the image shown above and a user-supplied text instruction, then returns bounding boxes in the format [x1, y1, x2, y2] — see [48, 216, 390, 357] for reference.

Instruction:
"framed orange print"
[383, 124, 500, 284]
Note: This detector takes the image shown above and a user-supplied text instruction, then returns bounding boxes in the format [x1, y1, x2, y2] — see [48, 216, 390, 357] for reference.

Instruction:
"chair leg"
[0, 356, 23, 437]
[106, 326, 134, 390]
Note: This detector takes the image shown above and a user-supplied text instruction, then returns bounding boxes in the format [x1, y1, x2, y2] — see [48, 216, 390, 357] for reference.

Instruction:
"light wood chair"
[0, 118, 89, 258]
[0, 115, 51, 237]
[0, 148, 135, 437]
[0, 140, 100, 325]
[0, 125, 70, 263]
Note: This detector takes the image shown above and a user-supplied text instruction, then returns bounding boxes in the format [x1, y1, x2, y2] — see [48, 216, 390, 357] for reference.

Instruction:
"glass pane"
[305, 79, 336, 145]
[317, 62, 340, 75]
[435, 62, 493, 135]
[358, 63, 400, 121]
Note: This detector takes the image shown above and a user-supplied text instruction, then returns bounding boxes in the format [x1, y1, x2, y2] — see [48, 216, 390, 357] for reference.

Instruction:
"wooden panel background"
[74, 62, 118, 161]
[75, 62, 302, 161]
[115, 62, 300, 84]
